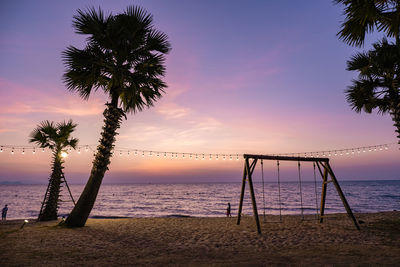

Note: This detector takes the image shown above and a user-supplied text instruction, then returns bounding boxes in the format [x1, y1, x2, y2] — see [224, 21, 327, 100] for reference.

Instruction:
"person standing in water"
[226, 202, 231, 217]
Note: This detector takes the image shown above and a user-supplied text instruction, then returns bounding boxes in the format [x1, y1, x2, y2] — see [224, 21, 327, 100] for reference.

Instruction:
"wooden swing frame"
[237, 154, 360, 234]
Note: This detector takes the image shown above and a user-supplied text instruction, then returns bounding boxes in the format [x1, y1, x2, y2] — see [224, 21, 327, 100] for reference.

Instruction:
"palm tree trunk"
[390, 100, 400, 144]
[39, 152, 63, 221]
[65, 104, 124, 227]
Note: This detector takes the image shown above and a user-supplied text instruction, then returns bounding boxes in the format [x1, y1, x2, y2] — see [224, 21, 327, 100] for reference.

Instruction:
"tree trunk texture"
[390, 100, 400, 144]
[39, 152, 64, 221]
[65, 104, 124, 227]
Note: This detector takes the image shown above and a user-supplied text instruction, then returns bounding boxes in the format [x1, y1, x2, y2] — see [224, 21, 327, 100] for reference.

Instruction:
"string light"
[0, 143, 395, 163]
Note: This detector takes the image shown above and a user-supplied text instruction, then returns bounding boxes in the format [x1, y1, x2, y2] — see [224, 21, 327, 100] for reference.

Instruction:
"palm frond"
[63, 5, 170, 114]
[334, 0, 400, 47]
[345, 37, 400, 115]
[29, 120, 79, 152]
[62, 45, 109, 100]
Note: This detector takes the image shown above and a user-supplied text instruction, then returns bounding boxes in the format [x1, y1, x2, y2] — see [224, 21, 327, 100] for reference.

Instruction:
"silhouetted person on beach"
[2, 204, 8, 220]
[226, 202, 231, 217]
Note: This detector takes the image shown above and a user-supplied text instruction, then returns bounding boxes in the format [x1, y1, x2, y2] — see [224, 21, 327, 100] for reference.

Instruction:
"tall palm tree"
[346, 38, 400, 143]
[62, 6, 170, 227]
[29, 120, 78, 221]
[335, 0, 400, 47]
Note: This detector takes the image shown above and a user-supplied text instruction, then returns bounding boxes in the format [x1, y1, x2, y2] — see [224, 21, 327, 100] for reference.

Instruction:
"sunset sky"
[0, 0, 399, 184]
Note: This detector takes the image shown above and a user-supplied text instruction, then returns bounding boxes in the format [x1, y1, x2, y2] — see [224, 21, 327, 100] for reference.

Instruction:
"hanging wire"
[313, 162, 319, 220]
[277, 160, 282, 222]
[297, 161, 304, 220]
[261, 159, 266, 223]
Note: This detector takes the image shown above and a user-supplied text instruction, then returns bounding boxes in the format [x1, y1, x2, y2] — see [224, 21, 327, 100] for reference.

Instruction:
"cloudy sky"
[0, 0, 399, 184]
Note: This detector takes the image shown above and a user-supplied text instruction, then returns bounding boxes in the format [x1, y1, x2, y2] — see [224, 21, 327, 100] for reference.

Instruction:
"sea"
[0, 180, 399, 220]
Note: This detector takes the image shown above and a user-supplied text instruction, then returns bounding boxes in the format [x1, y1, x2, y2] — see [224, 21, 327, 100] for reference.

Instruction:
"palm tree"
[62, 6, 170, 227]
[346, 38, 400, 143]
[335, 0, 400, 47]
[29, 120, 78, 221]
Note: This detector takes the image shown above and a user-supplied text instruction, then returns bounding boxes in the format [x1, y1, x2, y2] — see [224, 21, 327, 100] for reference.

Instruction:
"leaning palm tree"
[346, 38, 400, 143]
[29, 120, 78, 221]
[335, 0, 400, 47]
[62, 6, 170, 227]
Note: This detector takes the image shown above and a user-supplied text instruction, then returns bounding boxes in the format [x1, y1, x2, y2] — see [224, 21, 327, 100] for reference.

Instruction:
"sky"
[0, 0, 399, 184]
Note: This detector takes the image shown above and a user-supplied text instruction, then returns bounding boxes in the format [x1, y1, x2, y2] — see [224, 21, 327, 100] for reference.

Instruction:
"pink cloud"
[0, 78, 104, 116]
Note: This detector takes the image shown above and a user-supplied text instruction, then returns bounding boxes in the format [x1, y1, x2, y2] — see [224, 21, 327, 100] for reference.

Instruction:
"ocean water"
[0, 180, 399, 220]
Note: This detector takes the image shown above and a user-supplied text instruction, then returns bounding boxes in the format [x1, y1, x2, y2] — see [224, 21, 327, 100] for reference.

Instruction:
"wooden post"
[325, 162, 360, 230]
[247, 158, 261, 234]
[62, 173, 76, 205]
[319, 162, 328, 223]
[237, 160, 248, 225]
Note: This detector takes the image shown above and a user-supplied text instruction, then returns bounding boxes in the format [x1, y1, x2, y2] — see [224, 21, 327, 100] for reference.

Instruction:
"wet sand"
[1, 211, 399, 266]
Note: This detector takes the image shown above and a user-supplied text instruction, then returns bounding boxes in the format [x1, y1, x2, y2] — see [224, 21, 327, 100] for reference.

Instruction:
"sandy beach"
[1, 211, 399, 266]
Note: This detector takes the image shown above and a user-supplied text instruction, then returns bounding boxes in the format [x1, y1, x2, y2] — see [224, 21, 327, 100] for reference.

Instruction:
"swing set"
[237, 154, 360, 234]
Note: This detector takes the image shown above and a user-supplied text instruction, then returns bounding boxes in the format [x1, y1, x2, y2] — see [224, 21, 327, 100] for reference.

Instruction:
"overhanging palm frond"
[335, 0, 400, 47]
[345, 38, 400, 115]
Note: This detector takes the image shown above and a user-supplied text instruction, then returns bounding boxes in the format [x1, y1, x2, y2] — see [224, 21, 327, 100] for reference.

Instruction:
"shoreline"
[4, 209, 399, 221]
[1, 211, 400, 266]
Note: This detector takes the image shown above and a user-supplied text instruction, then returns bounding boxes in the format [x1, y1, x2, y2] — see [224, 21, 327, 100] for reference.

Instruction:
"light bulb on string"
[164, 152, 167, 158]
[128, 151, 130, 156]
[42, 148, 45, 153]
[11, 147, 14, 154]
[209, 154, 212, 160]
[78, 148, 81, 154]
[216, 155, 219, 160]
[385, 145, 388, 150]
[379, 146, 383, 151]
[175, 153, 178, 158]
[149, 151, 152, 157]
[157, 152, 160, 157]
[0, 146, 3, 152]
[190, 154, 192, 159]
[229, 155, 233, 160]
[236, 154, 239, 160]
[223, 155, 226, 160]
[142, 151, 145, 157]
[22, 148, 25, 155]
[195, 154, 198, 160]
[33, 148, 36, 154]
[119, 151, 122, 156]
[202, 154, 205, 160]
[182, 153, 185, 158]
[135, 150, 138, 155]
